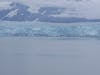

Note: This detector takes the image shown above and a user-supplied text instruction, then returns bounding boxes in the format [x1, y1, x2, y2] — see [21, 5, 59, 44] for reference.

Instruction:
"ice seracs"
[0, 22, 100, 37]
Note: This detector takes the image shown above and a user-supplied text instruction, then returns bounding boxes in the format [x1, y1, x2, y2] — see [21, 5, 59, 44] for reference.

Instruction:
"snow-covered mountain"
[0, 1, 100, 23]
[0, 2, 38, 21]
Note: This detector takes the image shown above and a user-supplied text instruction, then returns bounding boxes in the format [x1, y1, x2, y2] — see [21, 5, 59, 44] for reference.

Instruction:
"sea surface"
[0, 22, 100, 75]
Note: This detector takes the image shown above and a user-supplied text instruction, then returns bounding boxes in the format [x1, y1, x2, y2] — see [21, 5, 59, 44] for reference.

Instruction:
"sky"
[0, 0, 100, 19]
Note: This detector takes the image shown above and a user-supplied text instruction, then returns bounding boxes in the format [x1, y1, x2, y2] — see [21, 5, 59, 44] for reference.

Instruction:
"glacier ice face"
[0, 21, 100, 38]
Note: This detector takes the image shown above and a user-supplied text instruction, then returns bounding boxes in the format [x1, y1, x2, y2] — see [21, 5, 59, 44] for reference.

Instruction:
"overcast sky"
[0, 0, 100, 19]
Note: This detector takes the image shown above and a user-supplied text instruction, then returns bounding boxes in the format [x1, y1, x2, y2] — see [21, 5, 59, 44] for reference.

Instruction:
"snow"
[51, 8, 82, 17]
[0, 1, 100, 19]
[21, 0, 100, 19]
[5, 9, 18, 18]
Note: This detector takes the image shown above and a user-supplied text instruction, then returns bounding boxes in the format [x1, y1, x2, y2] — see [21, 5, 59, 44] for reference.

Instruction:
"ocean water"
[0, 22, 100, 75]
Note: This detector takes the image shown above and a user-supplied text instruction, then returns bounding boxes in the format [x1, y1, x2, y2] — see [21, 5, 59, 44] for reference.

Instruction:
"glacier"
[0, 21, 100, 38]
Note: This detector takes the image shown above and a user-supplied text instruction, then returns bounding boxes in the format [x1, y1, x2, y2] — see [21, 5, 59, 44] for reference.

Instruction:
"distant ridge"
[0, 1, 100, 23]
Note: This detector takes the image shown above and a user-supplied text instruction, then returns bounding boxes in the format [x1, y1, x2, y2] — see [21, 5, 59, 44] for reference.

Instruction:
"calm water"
[0, 38, 100, 75]
[0, 22, 100, 75]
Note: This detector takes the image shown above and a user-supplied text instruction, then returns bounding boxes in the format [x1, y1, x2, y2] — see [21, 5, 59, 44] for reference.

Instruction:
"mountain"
[0, 2, 38, 21]
[0, 1, 100, 23]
